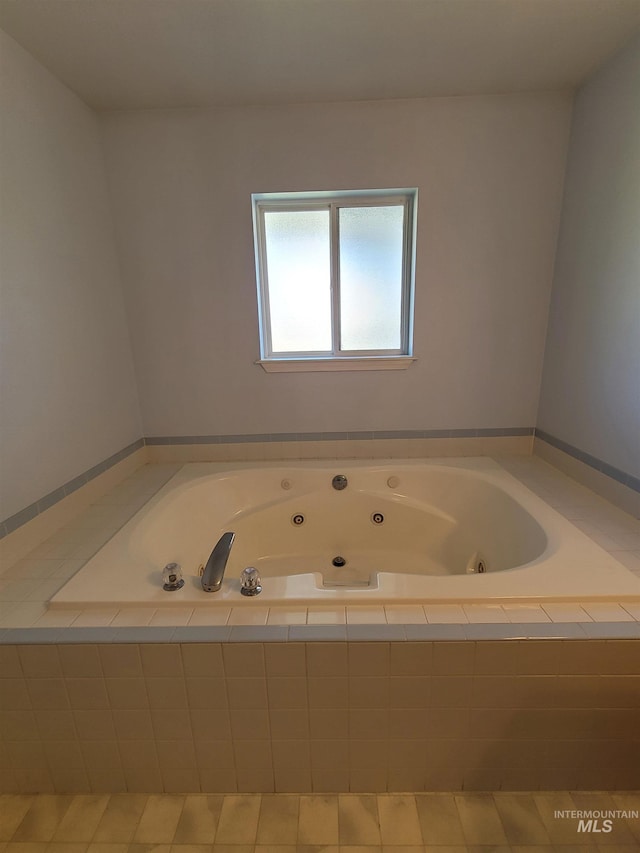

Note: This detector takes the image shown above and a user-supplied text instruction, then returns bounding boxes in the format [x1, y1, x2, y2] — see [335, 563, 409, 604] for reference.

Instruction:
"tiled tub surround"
[48, 459, 640, 610]
[1, 637, 639, 794]
[0, 455, 639, 794]
[1, 456, 639, 629]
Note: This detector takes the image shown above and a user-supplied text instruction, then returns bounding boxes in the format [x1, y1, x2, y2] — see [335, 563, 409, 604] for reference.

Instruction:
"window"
[252, 189, 417, 371]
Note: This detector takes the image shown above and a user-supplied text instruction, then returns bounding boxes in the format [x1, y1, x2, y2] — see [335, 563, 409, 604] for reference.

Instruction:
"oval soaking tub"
[50, 459, 640, 608]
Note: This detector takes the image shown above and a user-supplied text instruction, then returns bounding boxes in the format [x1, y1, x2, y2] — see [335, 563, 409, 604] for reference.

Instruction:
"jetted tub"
[50, 459, 640, 608]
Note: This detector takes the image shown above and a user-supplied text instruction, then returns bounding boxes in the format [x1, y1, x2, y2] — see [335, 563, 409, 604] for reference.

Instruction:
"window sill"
[256, 356, 417, 373]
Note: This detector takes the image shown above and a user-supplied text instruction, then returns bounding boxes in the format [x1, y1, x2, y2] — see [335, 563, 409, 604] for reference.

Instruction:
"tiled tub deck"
[0, 456, 639, 794]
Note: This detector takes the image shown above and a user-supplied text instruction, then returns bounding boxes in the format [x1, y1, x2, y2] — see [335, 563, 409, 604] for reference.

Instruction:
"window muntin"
[253, 189, 416, 361]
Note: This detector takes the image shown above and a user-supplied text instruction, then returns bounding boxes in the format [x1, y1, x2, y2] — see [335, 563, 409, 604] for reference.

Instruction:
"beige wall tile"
[191, 708, 231, 741]
[308, 708, 348, 739]
[111, 709, 153, 740]
[472, 675, 519, 708]
[349, 767, 388, 791]
[181, 642, 225, 676]
[0, 646, 23, 678]
[150, 709, 193, 740]
[473, 640, 518, 674]
[431, 642, 475, 675]
[185, 677, 228, 709]
[66, 678, 109, 710]
[139, 644, 184, 677]
[270, 740, 311, 774]
[349, 677, 389, 709]
[0, 708, 39, 740]
[195, 739, 234, 769]
[73, 710, 116, 741]
[105, 677, 148, 709]
[27, 679, 69, 711]
[229, 709, 270, 740]
[266, 677, 307, 709]
[264, 643, 306, 677]
[58, 645, 102, 678]
[348, 708, 388, 740]
[516, 640, 560, 674]
[389, 642, 432, 676]
[306, 643, 348, 676]
[18, 646, 62, 679]
[268, 708, 309, 740]
[427, 707, 470, 739]
[122, 765, 163, 793]
[308, 677, 348, 709]
[119, 740, 159, 770]
[349, 739, 387, 770]
[311, 768, 350, 792]
[199, 767, 237, 793]
[145, 677, 188, 709]
[223, 644, 265, 677]
[0, 678, 30, 711]
[348, 643, 389, 676]
[156, 739, 197, 774]
[79, 741, 122, 771]
[226, 678, 268, 710]
[429, 676, 472, 708]
[99, 645, 142, 678]
[310, 740, 349, 771]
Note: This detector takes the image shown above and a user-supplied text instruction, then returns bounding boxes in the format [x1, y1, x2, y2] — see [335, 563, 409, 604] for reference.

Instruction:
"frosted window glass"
[264, 210, 332, 352]
[339, 206, 404, 351]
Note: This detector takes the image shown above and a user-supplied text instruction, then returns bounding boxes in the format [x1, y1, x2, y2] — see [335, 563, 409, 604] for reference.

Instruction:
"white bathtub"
[50, 459, 640, 608]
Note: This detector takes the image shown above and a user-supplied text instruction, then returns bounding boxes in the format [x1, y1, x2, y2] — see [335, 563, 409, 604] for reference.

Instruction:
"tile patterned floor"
[0, 791, 639, 851]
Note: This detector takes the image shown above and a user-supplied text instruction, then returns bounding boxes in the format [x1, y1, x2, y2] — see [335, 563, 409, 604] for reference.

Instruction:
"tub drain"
[332, 555, 347, 567]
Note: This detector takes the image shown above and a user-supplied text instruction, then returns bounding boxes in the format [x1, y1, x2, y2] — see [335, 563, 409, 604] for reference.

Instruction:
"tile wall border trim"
[535, 428, 639, 493]
[0, 438, 145, 540]
[6, 426, 637, 540]
[1, 621, 639, 645]
[144, 427, 535, 445]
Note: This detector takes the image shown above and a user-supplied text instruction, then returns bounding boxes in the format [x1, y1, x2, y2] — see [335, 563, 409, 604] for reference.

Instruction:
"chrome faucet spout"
[201, 531, 235, 592]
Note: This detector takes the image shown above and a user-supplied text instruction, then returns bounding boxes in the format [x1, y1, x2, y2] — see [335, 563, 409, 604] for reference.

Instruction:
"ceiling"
[1, 0, 639, 111]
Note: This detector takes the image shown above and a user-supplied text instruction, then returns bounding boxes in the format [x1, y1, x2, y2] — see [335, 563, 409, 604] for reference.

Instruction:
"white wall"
[101, 93, 571, 438]
[538, 35, 640, 479]
[0, 32, 142, 520]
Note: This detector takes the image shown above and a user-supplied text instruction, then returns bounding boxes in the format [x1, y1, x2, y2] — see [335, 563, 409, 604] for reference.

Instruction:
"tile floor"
[0, 790, 639, 851]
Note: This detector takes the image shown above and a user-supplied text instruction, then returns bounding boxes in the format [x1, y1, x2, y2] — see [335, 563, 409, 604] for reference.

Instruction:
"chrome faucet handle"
[240, 566, 262, 596]
[163, 562, 184, 591]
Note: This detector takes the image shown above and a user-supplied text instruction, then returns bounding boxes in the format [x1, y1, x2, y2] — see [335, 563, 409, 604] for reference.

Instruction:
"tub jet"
[332, 555, 347, 567]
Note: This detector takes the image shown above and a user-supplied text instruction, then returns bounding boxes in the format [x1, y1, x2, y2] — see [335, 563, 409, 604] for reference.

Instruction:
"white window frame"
[252, 188, 417, 372]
